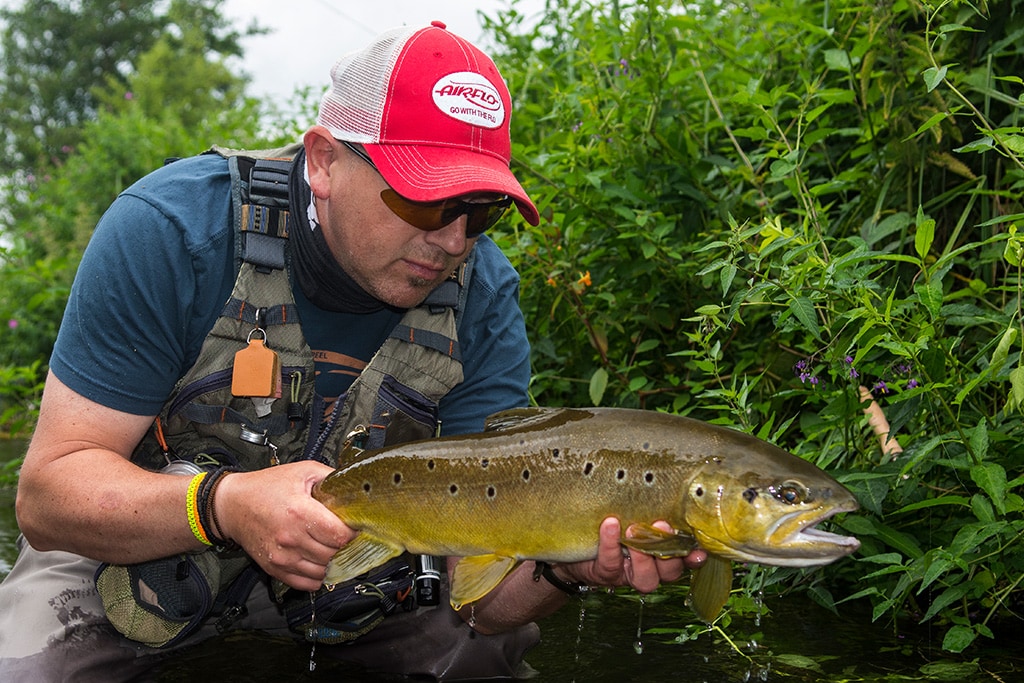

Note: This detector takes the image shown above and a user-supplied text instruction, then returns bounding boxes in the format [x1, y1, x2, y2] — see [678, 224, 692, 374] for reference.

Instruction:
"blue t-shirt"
[49, 154, 530, 436]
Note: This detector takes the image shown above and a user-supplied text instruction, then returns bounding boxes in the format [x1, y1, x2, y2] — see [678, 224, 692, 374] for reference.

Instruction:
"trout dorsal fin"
[483, 406, 597, 432]
[687, 554, 733, 623]
[483, 407, 564, 432]
[448, 554, 519, 609]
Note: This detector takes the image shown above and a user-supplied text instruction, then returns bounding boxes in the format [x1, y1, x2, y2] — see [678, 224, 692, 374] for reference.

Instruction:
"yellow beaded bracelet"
[186, 472, 212, 546]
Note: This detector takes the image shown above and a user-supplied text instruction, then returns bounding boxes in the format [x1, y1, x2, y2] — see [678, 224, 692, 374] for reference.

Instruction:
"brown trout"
[313, 407, 860, 621]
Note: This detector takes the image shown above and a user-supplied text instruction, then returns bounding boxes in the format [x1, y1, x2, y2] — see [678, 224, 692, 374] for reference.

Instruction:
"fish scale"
[313, 406, 860, 620]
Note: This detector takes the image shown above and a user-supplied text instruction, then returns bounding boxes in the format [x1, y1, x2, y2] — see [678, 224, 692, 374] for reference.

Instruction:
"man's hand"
[214, 461, 356, 591]
[554, 518, 705, 593]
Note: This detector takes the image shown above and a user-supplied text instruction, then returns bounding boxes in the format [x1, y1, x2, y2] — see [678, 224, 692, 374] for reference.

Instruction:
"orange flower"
[577, 271, 592, 288]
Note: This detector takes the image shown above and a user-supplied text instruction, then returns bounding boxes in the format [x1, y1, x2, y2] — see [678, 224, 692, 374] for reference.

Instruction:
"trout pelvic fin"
[688, 555, 733, 623]
[621, 523, 698, 558]
[323, 533, 403, 588]
[449, 554, 520, 610]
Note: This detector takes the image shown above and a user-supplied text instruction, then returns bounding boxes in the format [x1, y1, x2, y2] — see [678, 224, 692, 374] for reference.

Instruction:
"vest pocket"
[367, 375, 439, 449]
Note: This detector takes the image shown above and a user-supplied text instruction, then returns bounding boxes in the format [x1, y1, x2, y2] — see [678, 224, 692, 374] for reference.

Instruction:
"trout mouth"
[708, 497, 859, 567]
[754, 500, 860, 566]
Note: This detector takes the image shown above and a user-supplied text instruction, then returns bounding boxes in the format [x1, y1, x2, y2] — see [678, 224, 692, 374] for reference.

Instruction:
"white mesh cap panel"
[317, 25, 419, 143]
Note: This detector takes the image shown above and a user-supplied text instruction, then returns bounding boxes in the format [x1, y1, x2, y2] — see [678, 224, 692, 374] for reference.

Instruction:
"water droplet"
[308, 590, 318, 672]
[634, 595, 646, 655]
[467, 604, 477, 628]
[574, 599, 587, 665]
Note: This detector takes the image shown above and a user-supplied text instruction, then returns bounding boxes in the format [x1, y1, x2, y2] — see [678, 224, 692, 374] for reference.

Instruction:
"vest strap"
[388, 324, 462, 362]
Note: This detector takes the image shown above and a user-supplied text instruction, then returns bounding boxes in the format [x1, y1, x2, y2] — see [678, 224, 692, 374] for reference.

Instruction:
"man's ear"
[303, 126, 337, 200]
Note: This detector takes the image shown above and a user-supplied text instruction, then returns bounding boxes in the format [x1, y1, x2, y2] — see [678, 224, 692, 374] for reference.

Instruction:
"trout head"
[682, 448, 860, 567]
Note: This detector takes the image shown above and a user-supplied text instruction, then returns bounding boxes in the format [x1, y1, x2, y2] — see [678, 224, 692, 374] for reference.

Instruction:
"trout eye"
[770, 482, 808, 505]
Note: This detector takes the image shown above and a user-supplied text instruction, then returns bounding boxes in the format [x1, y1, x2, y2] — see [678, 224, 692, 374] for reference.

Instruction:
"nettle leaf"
[940, 625, 978, 654]
[720, 261, 737, 296]
[788, 296, 821, 340]
[824, 48, 851, 72]
[971, 461, 1007, 514]
[920, 582, 972, 622]
[914, 280, 943, 320]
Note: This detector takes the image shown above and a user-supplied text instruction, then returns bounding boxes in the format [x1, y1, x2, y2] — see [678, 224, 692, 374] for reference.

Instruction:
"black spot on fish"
[487, 486, 497, 499]
[480, 458, 489, 469]
[522, 468, 531, 482]
[393, 472, 403, 485]
[363, 482, 372, 493]
[583, 462, 594, 476]
[695, 486, 704, 497]
[644, 472, 655, 485]
[616, 469, 626, 481]
[642, 442, 650, 450]
[427, 459, 436, 470]
[551, 448, 561, 460]
[743, 488, 757, 503]
[449, 484, 459, 495]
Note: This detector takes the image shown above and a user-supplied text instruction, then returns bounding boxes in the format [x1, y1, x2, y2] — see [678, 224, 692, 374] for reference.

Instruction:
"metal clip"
[239, 425, 280, 465]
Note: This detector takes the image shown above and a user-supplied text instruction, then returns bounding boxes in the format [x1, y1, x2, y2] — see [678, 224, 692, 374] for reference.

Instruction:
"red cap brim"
[365, 143, 540, 226]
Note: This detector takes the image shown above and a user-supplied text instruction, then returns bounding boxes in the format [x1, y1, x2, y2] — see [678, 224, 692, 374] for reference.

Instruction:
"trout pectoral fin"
[687, 555, 732, 623]
[323, 533, 403, 588]
[621, 523, 698, 558]
[449, 554, 519, 610]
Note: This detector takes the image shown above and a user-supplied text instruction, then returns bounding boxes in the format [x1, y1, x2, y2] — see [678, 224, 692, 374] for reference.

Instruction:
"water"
[2, 439, 1022, 680]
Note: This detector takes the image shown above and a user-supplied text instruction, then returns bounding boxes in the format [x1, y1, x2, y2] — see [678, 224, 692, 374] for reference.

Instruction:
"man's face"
[314, 138, 480, 310]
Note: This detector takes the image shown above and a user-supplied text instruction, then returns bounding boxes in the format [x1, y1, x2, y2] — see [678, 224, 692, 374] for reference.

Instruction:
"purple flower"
[7, 319, 18, 330]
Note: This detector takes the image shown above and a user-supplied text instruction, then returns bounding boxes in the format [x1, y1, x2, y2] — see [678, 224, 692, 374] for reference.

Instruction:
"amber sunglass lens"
[380, 190, 444, 230]
[381, 189, 512, 237]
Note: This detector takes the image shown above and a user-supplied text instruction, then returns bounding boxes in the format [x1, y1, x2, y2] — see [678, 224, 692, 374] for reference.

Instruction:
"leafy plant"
[487, 0, 1024, 652]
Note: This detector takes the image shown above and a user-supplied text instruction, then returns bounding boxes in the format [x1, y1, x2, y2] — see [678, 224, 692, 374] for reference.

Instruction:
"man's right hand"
[213, 461, 356, 591]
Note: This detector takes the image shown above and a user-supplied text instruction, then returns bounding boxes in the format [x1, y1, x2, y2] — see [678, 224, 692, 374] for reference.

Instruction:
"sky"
[222, 0, 546, 102]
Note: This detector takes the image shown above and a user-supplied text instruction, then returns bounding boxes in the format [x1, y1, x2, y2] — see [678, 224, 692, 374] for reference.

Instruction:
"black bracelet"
[533, 561, 589, 595]
[197, 466, 240, 550]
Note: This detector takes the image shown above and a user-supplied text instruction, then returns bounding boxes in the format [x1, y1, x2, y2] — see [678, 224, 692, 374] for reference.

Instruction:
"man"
[0, 21, 701, 681]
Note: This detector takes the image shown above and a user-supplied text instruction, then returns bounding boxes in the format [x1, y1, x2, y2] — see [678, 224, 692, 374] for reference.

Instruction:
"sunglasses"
[341, 140, 513, 238]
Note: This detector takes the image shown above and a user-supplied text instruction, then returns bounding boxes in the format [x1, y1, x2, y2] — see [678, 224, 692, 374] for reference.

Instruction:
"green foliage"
[0, 0, 261, 174]
[486, 0, 1024, 652]
[0, 0, 306, 421]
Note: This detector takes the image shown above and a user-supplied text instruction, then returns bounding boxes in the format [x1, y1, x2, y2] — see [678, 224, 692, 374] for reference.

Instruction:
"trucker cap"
[317, 21, 540, 226]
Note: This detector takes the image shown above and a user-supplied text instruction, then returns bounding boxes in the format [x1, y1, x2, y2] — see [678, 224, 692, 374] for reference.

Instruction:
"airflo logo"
[432, 71, 505, 130]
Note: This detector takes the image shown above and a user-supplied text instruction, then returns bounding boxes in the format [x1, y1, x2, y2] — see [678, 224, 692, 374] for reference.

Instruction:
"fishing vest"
[132, 144, 470, 471]
[97, 145, 471, 649]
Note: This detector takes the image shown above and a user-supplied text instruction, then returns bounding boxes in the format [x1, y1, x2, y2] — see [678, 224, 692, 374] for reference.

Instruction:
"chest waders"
[95, 147, 470, 649]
